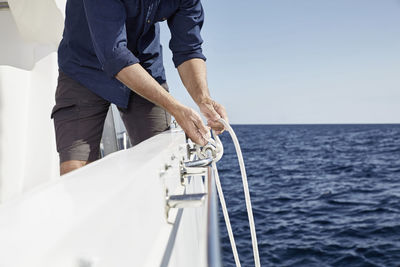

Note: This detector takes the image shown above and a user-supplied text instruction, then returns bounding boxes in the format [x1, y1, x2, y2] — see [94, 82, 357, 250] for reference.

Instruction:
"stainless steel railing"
[174, 148, 223, 266]
[206, 165, 223, 267]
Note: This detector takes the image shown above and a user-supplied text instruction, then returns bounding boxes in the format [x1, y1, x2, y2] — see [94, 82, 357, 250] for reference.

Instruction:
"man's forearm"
[116, 63, 182, 115]
[178, 58, 228, 132]
[117, 62, 211, 145]
[177, 58, 211, 105]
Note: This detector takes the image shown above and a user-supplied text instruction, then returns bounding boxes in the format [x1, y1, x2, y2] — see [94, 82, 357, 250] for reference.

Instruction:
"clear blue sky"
[160, 0, 400, 124]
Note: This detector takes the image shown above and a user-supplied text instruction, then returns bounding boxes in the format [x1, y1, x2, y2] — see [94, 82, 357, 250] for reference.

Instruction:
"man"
[51, 0, 228, 175]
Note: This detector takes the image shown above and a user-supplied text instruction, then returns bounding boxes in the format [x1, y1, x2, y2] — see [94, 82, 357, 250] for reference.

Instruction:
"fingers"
[186, 122, 207, 146]
[207, 106, 222, 122]
[194, 113, 211, 140]
[199, 102, 220, 122]
[206, 101, 228, 134]
[189, 120, 210, 146]
[177, 107, 210, 146]
[207, 119, 224, 131]
[174, 102, 226, 144]
[207, 122, 224, 135]
[213, 104, 228, 135]
[191, 117, 210, 145]
[214, 103, 228, 124]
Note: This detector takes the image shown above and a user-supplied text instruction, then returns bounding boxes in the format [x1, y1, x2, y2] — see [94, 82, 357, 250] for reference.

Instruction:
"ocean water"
[216, 124, 400, 267]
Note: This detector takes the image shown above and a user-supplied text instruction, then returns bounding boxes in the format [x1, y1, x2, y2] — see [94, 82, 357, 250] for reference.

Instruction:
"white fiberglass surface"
[0, 3, 63, 201]
[7, 0, 65, 44]
[0, 130, 198, 267]
[0, 6, 61, 70]
[0, 54, 60, 202]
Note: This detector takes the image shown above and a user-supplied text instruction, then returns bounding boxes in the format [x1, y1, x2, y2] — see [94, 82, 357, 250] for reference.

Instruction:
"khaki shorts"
[51, 71, 171, 163]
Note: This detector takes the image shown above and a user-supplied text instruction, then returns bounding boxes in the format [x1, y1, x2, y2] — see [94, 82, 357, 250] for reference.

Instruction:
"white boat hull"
[0, 130, 220, 267]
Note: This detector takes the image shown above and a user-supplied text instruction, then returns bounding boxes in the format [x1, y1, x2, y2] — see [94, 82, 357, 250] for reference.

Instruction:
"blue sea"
[216, 124, 400, 267]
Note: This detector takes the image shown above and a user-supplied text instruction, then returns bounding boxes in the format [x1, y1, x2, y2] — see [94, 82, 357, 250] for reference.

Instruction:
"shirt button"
[147, 19, 151, 23]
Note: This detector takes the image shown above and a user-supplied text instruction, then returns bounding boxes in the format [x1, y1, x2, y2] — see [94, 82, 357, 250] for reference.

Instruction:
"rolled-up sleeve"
[167, 0, 207, 67]
[83, 0, 139, 77]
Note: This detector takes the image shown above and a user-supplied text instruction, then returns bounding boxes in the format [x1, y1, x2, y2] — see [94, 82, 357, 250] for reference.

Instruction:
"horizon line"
[229, 123, 400, 126]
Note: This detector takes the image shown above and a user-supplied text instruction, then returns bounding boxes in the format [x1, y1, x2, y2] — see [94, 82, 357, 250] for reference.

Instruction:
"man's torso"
[58, 0, 180, 108]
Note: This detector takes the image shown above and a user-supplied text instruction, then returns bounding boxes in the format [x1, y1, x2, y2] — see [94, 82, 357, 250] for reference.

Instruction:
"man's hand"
[172, 104, 211, 146]
[198, 98, 228, 135]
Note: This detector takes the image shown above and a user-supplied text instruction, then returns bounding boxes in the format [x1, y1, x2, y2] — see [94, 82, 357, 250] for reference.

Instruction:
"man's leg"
[60, 160, 88, 175]
[118, 83, 171, 146]
[52, 71, 110, 175]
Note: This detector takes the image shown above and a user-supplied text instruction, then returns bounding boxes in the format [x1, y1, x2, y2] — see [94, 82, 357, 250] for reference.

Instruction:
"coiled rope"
[204, 119, 261, 267]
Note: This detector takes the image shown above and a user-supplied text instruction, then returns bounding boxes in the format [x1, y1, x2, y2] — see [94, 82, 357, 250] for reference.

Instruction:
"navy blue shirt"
[58, 0, 206, 108]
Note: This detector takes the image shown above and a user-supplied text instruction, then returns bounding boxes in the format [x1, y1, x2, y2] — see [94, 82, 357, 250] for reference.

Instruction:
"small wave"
[218, 124, 400, 266]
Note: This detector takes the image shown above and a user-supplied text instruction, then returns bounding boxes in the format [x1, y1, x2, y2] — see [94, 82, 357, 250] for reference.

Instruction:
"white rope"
[212, 119, 261, 267]
[212, 160, 241, 266]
